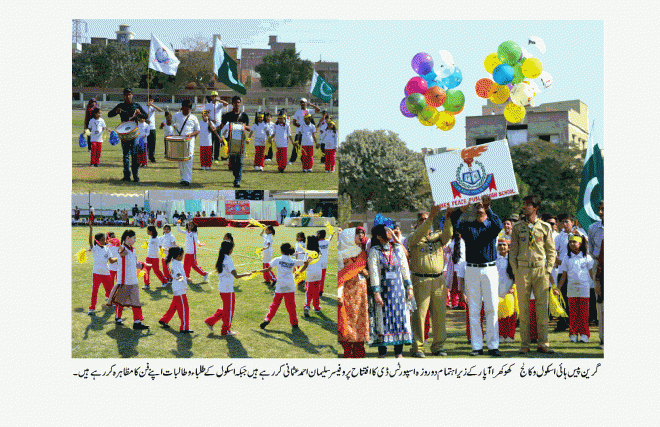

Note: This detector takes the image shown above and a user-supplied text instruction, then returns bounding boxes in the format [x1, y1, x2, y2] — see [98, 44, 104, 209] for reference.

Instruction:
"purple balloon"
[412, 52, 434, 75]
[400, 97, 415, 118]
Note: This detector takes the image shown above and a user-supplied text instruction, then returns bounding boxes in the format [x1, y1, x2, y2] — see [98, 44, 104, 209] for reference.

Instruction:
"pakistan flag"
[214, 40, 246, 95]
[309, 71, 336, 102]
[576, 136, 604, 230]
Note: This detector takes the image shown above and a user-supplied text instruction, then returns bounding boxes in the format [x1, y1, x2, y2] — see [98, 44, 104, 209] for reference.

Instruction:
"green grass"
[359, 309, 604, 359]
[72, 225, 338, 358]
[72, 110, 338, 191]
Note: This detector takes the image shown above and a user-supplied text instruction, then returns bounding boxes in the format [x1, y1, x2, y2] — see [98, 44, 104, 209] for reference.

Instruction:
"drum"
[164, 135, 192, 161]
[116, 121, 139, 141]
[228, 123, 246, 155]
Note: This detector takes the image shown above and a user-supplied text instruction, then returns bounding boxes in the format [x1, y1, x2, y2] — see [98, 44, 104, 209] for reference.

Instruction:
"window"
[475, 137, 495, 145]
[506, 129, 528, 145]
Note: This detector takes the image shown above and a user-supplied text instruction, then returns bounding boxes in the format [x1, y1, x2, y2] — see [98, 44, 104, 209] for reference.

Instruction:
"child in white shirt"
[496, 238, 516, 342]
[159, 247, 193, 333]
[299, 114, 317, 172]
[160, 111, 175, 137]
[558, 235, 594, 343]
[204, 241, 255, 335]
[177, 221, 208, 283]
[249, 113, 272, 171]
[303, 236, 324, 317]
[88, 223, 116, 314]
[86, 108, 106, 167]
[260, 225, 277, 285]
[322, 120, 338, 172]
[143, 226, 167, 289]
[199, 110, 214, 170]
[259, 243, 309, 329]
[160, 224, 176, 282]
[273, 114, 293, 172]
[316, 229, 332, 296]
[137, 117, 149, 167]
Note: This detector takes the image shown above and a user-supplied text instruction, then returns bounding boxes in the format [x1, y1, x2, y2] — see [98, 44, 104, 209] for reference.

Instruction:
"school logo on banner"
[451, 146, 497, 198]
[225, 201, 250, 215]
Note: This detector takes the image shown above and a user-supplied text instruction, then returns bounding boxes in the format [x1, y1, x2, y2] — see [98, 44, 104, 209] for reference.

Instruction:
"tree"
[256, 49, 313, 88]
[338, 192, 352, 228]
[490, 172, 531, 219]
[509, 139, 585, 216]
[338, 130, 431, 215]
[174, 36, 214, 95]
[72, 43, 153, 89]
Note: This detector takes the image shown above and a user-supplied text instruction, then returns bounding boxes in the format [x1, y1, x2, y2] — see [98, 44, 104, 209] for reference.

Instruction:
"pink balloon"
[406, 76, 428, 95]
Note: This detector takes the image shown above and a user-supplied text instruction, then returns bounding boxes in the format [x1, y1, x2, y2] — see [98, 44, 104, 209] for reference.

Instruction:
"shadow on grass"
[302, 311, 337, 336]
[320, 295, 338, 307]
[141, 286, 172, 302]
[161, 328, 194, 358]
[106, 322, 153, 358]
[207, 333, 250, 358]
[253, 326, 335, 356]
[83, 307, 114, 340]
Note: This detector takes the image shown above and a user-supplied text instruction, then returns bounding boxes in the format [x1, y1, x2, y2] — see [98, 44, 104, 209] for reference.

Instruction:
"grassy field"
[72, 225, 338, 358]
[72, 110, 338, 191]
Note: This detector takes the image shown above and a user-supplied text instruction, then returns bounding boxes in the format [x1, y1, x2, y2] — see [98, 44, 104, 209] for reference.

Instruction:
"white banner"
[424, 139, 518, 208]
[148, 34, 180, 76]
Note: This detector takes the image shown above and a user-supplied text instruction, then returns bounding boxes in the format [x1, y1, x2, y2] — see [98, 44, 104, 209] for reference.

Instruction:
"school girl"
[249, 112, 272, 171]
[88, 223, 116, 314]
[86, 108, 106, 167]
[496, 237, 516, 342]
[106, 231, 120, 286]
[107, 229, 149, 329]
[204, 241, 255, 335]
[177, 221, 209, 283]
[303, 236, 323, 317]
[321, 120, 337, 172]
[260, 225, 278, 285]
[558, 235, 595, 343]
[317, 229, 332, 296]
[199, 110, 214, 170]
[259, 243, 309, 329]
[143, 226, 168, 289]
[264, 112, 275, 162]
[158, 247, 192, 333]
[274, 113, 293, 173]
[160, 111, 174, 137]
[294, 232, 306, 260]
[159, 224, 176, 283]
[137, 116, 149, 167]
[299, 114, 317, 172]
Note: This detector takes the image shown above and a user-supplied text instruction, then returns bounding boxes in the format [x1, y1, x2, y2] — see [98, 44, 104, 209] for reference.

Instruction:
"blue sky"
[338, 20, 603, 152]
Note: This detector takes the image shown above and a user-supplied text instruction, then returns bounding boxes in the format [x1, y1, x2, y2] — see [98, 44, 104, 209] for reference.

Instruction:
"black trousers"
[212, 131, 222, 160]
[378, 344, 403, 357]
[147, 130, 156, 162]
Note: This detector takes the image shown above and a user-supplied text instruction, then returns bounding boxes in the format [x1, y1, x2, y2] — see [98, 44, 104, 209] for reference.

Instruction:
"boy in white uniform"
[198, 110, 214, 170]
[204, 91, 229, 162]
[299, 114, 317, 172]
[273, 114, 293, 172]
[172, 100, 201, 186]
[86, 108, 106, 167]
[250, 113, 272, 171]
[316, 229, 333, 296]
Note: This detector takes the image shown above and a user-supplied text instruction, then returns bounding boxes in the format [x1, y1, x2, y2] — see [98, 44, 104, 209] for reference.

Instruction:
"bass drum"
[164, 135, 192, 161]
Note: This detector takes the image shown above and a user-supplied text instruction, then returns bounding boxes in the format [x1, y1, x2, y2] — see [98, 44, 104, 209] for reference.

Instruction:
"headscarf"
[338, 227, 363, 262]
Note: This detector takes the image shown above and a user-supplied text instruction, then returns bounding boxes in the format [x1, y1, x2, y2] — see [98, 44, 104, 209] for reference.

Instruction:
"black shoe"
[260, 320, 269, 329]
[411, 351, 425, 358]
[121, 177, 131, 182]
[292, 324, 299, 329]
[304, 307, 310, 318]
[180, 329, 193, 334]
[488, 349, 502, 357]
[319, 292, 323, 297]
[553, 326, 567, 332]
[233, 182, 240, 188]
[531, 339, 538, 343]
[432, 350, 448, 356]
[133, 322, 149, 330]
[220, 156, 228, 161]
[115, 318, 123, 325]
[181, 181, 190, 187]
[159, 320, 170, 328]
[470, 349, 484, 356]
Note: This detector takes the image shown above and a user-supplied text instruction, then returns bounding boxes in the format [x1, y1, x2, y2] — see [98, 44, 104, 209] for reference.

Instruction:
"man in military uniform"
[407, 204, 454, 357]
[509, 195, 557, 354]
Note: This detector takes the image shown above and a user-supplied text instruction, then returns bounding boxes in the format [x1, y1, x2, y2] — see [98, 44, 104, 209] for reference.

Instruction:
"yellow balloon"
[521, 57, 543, 79]
[484, 53, 501, 74]
[418, 115, 435, 126]
[489, 84, 510, 104]
[503, 102, 526, 123]
[435, 111, 456, 131]
[141, 242, 148, 249]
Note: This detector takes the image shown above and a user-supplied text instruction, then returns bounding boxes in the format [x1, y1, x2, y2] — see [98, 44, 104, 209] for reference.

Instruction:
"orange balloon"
[446, 106, 464, 116]
[475, 78, 495, 98]
[424, 86, 447, 108]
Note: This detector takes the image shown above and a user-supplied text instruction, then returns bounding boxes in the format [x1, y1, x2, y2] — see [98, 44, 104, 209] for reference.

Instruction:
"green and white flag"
[213, 38, 246, 95]
[576, 125, 604, 230]
[309, 70, 336, 102]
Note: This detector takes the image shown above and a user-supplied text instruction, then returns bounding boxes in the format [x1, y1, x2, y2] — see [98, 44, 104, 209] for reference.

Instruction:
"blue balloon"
[109, 131, 119, 146]
[138, 136, 146, 154]
[443, 67, 463, 89]
[421, 70, 438, 83]
[493, 64, 514, 85]
[78, 133, 87, 148]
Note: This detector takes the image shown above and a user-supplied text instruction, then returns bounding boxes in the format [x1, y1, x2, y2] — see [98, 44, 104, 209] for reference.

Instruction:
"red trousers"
[276, 147, 287, 171]
[499, 314, 516, 339]
[568, 297, 590, 337]
[529, 299, 538, 341]
[109, 270, 117, 283]
[265, 292, 298, 326]
[301, 145, 314, 170]
[115, 305, 144, 321]
[320, 268, 327, 294]
[90, 141, 102, 165]
[162, 259, 172, 281]
[254, 146, 265, 168]
[90, 273, 114, 309]
[139, 140, 147, 166]
[205, 292, 236, 335]
[184, 253, 207, 279]
[341, 341, 366, 358]
[200, 146, 212, 167]
[160, 294, 190, 331]
[144, 257, 167, 285]
[324, 149, 336, 172]
[305, 280, 321, 310]
[262, 263, 276, 283]
[466, 303, 485, 340]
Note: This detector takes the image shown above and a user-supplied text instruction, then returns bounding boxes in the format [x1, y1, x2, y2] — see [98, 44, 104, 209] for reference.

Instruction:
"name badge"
[385, 271, 397, 280]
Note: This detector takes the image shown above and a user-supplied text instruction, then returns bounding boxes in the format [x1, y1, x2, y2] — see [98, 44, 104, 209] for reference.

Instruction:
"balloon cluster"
[400, 51, 465, 131]
[475, 38, 553, 124]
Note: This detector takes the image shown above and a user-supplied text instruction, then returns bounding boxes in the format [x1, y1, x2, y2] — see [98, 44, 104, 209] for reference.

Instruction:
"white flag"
[149, 34, 180, 76]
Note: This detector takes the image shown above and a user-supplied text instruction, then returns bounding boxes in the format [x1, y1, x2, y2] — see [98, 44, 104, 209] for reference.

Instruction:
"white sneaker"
[569, 335, 577, 343]
[505, 337, 514, 343]
[259, 167, 264, 171]
[223, 330, 237, 336]
[580, 334, 590, 343]
[88, 309, 94, 315]
[254, 166, 259, 170]
[203, 273, 209, 283]
[287, 162, 293, 165]
[265, 159, 272, 162]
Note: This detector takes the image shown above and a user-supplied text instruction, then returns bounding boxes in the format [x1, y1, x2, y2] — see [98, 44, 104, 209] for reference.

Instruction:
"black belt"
[466, 262, 496, 268]
[413, 273, 443, 278]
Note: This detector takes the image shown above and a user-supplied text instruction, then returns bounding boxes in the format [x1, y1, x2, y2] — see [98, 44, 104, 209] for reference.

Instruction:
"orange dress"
[338, 252, 370, 343]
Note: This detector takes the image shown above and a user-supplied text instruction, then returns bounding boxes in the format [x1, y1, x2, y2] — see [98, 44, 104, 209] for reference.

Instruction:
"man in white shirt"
[146, 97, 163, 163]
[204, 91, 229, 162]
[290, 98, 320, 164]
[172, 100, 200, 186]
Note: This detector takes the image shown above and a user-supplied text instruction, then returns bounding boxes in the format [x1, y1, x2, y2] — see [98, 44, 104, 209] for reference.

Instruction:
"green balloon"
[512, 63, 524, 84]
[419, 107, 436, 121]
[443, 89, 465, 112]
[406, 93, 426, 115]
[497, 40, 522, 66]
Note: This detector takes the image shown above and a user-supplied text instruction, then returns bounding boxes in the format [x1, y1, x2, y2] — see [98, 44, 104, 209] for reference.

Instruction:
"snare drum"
[116, 121, 139, 141]
[227, 123, 246, 156]
[164, 135, 192, 161]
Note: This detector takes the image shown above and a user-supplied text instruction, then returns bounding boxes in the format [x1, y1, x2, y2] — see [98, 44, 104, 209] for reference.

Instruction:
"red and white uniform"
[558, 252, 594, 338]
[321, 129, 337, 172]
[90, 244, 113, 310]
[496, 253, 516, 340]
[261, 233, 276, 283]
[159, 259, 190, 330]
[252, 122, 272, 168]
[305, 256, 323, 311]
[144, 236, 167, 286]
[199, 119, 214, 168]
[161, 120, 175, 137]
[205, 255, 237, 335]
[88, 117, 106, 166]
[264, 255, 303, 326]
[177, 224, 207, 279]
[160, 232, 177, 281]
[299, 122, 316, 171]
[137, 121, 150, 166]
[107, 242, 120, 283]
[274, 123, 291, 171]
[318, 236, 332, 294]
[113, 245, 144, 321]
[295, 241, 306, 260]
